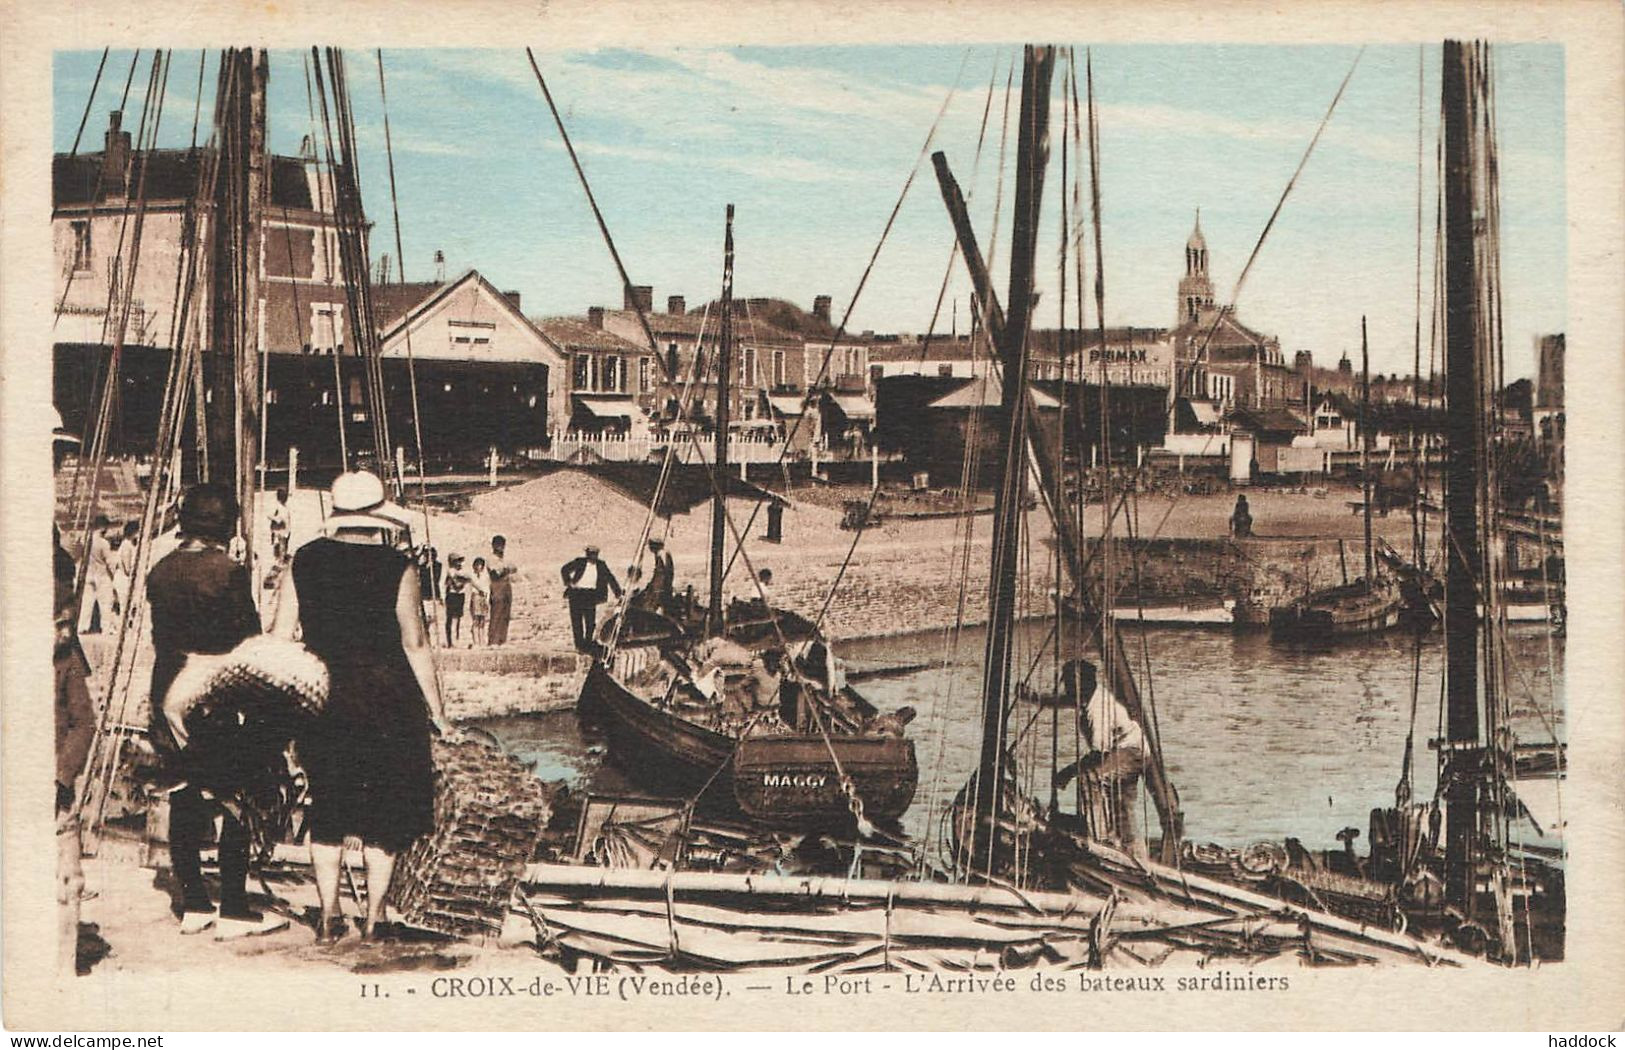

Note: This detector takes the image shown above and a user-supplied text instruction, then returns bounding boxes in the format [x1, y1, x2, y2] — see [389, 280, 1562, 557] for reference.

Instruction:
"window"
[694, 347, 706, 381]
[70, 221, 92, 272]
[666, 348, 678, 382]
[639, 357, 650, 393]
[602, 355, 619, 393]
[312, 304, 344, 352]
[573, 353, 590, 390]
[743, 347, 757, 388]
[265, 226, 316, 279]
[772, 349, 786, 387]
[617, 356, 628, 393]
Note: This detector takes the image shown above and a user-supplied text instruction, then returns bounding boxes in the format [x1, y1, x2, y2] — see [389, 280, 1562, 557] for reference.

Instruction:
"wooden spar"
[973, 44, 1053, 863]
[241, 50, 267, 552]
[1362, 315, 1374, 587]
[708, 204, 735, 631]
[931, 112, 1184, 866]
[204, 47, 267, 553]
[512, 853, 1480, 968]
[1441, 39, 1482, 914]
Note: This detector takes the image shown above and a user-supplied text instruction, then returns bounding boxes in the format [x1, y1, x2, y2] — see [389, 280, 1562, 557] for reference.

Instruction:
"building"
[1168, 213, 1298, 419]
[533, 315, 653, 436]
[595, 292, 877, 455]
[889, 372, 1062, 487]
[52, 115, 568, 468]
[53, 112, 351, 354]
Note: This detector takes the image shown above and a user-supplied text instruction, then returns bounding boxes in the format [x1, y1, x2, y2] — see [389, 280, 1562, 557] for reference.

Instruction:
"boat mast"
[206, 47, 268, 554]
[972, 45, 1053, 861]
[708, 204, 735, 631]
[930, 59, 1183, 864]
[1441, 38, 1483, 914]
[1362, 315, 1374, 586]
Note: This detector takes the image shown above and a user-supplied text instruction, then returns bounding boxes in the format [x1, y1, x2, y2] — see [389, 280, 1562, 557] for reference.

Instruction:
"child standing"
[468, 556, 491, 648]
[443, 553, 468, 648]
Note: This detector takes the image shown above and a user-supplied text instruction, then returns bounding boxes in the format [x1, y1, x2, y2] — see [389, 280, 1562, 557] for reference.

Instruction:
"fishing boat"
[941, 40, 1564, 963]
[575, 206, 918, 828]
[1270, 318, 1409, 641]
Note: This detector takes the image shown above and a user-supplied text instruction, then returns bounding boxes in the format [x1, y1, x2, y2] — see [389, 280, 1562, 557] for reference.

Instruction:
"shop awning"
[928, 375, 1060, 410]
[767, 395, 808, 417]
[573, 396, 640, 419]
[829, 393, 875, 419]
[1188, 400, 1222, 425]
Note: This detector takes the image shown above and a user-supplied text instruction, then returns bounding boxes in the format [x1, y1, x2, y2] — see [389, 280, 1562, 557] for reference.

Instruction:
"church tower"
[1177, 209, 1215, 326]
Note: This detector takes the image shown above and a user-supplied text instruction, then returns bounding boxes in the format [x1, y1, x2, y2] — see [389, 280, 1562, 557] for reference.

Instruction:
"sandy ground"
[74, 838, 542, 978]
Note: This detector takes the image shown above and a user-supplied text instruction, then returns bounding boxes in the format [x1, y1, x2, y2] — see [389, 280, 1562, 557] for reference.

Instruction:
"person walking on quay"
[146, 483, 284, 938]
[78, 514, 118, 634]
[268, 487, 291, 562]
[560, 544, 621, 654]
[111, 520, 140, 618]
[1051, 659, 1146, 853]
[1229, 493, 1254, 538]
[486, 535, 515, 646]
[273, 470, 449, 942]
[468, 557, 491, 648]
[55, 532, 95, 975]
[442, 553, 468, 648]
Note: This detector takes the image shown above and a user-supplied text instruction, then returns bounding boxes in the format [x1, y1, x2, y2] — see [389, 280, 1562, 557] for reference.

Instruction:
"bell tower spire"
[1177, 207, 1215, 325]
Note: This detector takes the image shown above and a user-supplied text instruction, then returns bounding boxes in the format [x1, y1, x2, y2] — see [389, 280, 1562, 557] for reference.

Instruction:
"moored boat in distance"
[1268, 574, 1405, 640]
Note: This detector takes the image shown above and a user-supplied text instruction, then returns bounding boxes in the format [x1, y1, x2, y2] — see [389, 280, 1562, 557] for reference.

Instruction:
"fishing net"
[386, 735, 553, 938]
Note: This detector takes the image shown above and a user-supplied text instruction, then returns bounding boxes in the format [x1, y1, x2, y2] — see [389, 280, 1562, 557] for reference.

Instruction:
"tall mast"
[205, 47, 268, 555]
[1362, 315, 1374, 585]
[931, 70, 1183, 863]
[973, 45, 1053, 862]
[1441, 38, 1483, 913]
[708, 204, 735, 630]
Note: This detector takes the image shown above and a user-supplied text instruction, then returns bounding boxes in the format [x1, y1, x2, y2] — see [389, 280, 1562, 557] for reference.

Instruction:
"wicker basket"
[386, 735, 552, 938]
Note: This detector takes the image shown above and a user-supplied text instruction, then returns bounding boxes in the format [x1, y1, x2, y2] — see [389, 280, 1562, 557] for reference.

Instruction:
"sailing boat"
[1269, 317, 1406, 640]
[949, 40, 1563, 964]
[576, 206, 918, 827]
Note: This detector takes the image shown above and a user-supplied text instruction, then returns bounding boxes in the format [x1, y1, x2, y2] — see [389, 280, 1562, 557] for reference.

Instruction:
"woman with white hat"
[272, 470, 450, 941]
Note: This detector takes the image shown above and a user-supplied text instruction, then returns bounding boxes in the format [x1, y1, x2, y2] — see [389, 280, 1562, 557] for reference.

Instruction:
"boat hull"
[578, 662, 918, 826]
[1269, 579, 1405, 641]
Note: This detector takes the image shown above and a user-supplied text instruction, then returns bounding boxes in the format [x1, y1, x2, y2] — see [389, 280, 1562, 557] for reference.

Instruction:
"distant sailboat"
[1270, 317, 1406, 640]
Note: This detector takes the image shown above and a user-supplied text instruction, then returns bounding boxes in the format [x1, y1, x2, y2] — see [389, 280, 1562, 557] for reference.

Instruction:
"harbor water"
[476, 622, 1565, 855]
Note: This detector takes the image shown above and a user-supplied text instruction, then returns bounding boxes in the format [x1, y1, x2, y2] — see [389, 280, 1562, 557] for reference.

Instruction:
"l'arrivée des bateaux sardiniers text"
[365, 970, 1290, 1002]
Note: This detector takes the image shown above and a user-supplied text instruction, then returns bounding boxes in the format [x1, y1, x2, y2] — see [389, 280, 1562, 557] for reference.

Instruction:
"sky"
[53, 44, 1565, 380]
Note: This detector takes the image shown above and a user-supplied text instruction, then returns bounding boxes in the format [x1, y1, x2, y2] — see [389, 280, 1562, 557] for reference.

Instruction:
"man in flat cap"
[560, 544, 621, 653]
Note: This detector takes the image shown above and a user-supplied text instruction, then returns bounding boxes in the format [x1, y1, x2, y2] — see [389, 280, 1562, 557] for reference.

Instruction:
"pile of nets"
[387, 735, 553, 938]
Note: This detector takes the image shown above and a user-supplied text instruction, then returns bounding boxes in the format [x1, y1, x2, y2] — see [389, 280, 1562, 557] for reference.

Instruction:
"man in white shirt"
[1052, 659, 1145, 852]
[559, 544, 621, 653]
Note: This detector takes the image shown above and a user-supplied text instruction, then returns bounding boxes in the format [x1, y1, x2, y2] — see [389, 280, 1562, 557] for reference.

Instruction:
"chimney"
[667, 295, 686, 316]
[812, 295, 833, 324]
[587, 306, 606, 329]
[102, 110, 131, 197]
[625, 285, 653, 313]
[502, 290, 522, 312]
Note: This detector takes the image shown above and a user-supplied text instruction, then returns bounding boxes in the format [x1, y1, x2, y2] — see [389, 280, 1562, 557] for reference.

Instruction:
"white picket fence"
[546, 429, 790, 464]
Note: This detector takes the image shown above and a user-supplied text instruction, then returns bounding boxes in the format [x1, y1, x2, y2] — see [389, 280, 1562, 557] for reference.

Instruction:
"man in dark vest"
[559, 544, 622, 653]
[630, 537, 675, 614]
[146, 483, 285, 938]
